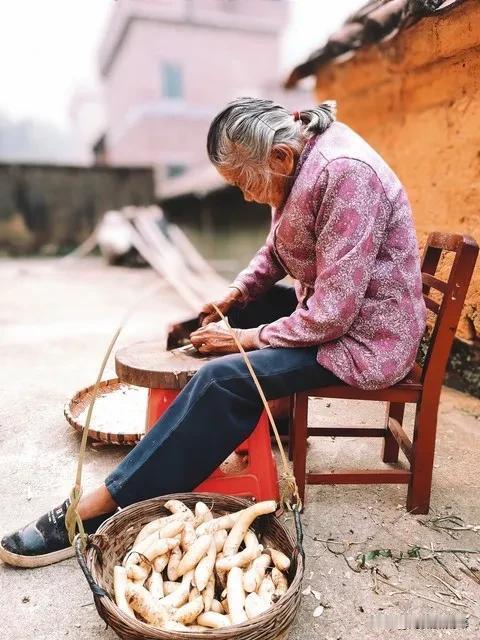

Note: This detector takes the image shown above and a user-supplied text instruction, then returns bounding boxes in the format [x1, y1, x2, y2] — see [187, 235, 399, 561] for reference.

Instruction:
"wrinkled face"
[217, 144, 301, 209]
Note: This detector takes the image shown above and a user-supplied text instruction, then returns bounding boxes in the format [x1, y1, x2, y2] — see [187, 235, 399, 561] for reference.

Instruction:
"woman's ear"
[269, 144, 295, 174]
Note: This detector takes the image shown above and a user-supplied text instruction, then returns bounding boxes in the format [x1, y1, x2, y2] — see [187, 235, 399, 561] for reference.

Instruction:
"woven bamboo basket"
[65, 378, 147, 445]
[77, 492, 304, 640]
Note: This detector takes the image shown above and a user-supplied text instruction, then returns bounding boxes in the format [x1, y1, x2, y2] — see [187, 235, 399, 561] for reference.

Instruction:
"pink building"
[98, 0, 290, 184]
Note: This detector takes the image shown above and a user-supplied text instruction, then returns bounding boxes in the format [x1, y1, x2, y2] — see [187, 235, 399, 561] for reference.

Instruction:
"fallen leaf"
[313, 605, 324, 618]
[302, 585, 312, 596]
[311, 589, 322, 601]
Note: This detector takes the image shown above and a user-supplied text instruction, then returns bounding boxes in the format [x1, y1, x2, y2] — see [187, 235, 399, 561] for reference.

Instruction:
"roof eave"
[284, 0, 470, 89]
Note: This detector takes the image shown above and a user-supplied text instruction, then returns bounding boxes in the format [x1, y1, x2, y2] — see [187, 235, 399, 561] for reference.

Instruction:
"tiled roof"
[285, 0, 467, 87]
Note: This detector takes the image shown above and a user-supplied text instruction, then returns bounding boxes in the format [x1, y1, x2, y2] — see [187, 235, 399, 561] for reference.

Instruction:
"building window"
[161, 62, 183, 99]
[166, 164, 187, 178]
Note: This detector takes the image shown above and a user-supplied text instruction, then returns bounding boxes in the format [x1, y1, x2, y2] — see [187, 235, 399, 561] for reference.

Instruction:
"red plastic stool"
[147, 388, 279, 502]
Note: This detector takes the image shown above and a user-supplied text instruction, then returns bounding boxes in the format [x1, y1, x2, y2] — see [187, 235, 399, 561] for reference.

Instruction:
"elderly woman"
[1, 98, 426, 567]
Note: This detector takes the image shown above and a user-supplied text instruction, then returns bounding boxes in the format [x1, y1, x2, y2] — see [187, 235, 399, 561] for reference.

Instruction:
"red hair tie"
[292, 111, 301, 121]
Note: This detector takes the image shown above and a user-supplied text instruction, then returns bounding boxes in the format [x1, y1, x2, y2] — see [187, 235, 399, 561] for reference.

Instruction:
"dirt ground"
[0, 258, 479, 640]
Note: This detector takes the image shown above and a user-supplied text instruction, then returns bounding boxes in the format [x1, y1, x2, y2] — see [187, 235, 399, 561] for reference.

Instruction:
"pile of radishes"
[113, 499, 291, 632]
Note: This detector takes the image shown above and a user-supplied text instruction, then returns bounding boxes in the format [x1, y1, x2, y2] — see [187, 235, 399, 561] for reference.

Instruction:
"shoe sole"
[0, 542, 75, 568]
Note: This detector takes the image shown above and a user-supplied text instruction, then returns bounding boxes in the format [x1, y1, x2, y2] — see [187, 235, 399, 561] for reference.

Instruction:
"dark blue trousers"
[106, 286, 338, 506]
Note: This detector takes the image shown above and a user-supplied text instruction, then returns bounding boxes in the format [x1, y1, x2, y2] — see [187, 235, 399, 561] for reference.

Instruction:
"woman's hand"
[190, 322, 259, 355]
[199, 287, 243, 326]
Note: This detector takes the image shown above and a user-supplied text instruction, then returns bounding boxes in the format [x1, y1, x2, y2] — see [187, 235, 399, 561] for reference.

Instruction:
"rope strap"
[292, 505, 305, 561]
[65, 281, 164, 546]
[74, 536, 109, 598]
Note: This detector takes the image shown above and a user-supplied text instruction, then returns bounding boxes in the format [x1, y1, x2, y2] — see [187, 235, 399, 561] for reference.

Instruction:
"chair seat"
[394, 364, 422, 389]
[307, 364, 423, 402]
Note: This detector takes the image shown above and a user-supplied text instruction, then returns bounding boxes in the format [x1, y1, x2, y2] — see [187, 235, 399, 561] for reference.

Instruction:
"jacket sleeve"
[261, 158, 391, 347]
[231, 216, 287, 303]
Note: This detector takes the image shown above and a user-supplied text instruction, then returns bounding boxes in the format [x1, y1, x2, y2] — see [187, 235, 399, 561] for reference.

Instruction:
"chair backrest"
[420, 232, 478, 393]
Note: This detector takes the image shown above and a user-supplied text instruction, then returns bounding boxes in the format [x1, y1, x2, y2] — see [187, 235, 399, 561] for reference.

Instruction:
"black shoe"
[0, 500, 112, 569]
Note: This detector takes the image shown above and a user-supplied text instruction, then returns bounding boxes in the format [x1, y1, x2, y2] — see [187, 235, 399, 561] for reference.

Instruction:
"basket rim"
[83, 492, 304, 639]
[64, 377, 145, 445]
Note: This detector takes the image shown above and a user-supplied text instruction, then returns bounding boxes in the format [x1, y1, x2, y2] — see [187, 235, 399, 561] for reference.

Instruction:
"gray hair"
[207, 97, 336, 190]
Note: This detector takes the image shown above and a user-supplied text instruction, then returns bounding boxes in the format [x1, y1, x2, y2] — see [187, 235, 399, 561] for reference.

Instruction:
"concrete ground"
[0, 257, 479, 640]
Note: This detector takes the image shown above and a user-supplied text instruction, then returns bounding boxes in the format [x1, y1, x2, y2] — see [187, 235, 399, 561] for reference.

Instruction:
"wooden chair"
[289, 232, 478, 514]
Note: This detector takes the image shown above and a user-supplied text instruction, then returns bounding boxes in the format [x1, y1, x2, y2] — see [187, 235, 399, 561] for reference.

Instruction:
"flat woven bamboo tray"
[64, 378, 148, 445]
[77, 493, 304, 640]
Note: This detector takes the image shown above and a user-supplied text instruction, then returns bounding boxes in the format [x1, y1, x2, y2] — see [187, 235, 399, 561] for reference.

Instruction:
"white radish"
[243, 554, 271, 593]
[213, 529, 228, 553]
[189, 587, 200, 602]
[164, 499, 194, 520]
[113, 566, 135, 618]
[125, 583, 169, 626]
[245, 592, 270, 619]
[132, 521, 184, 561]
[223, 501, 276, 557]
[159, 570, 193, 609]
[194, 501, 213, 527]
[258, 575, 275, 605]
[196, 511, 243, 536]
[123, 549, 147, 570]
[269, 548, 291, 572]
[146, 570, 164, 599]
[153, 554, 169, 574]
[227, 566, 247, 624]
[134, 519, 164, 548]
[211, 598, 224, 614]
[143, 538, 179, 563]
[159, 519, 185, 539]
[127, 564, 149, 583]
[216, 530, 262, 571]
[215, 552, 227, 589]
[271, 567, 288, 598]
[130, 531, 159, 559]
[125, 537, 178, 568]
[195, 539, 217, 591]
[163, 581, 181, 595]
[202, 574, 215, 612]
[133, 512, 187, 547]
[180, 519, 197, 551]
[197, 611, 231, 628]
[177, 534, 212, 577]
[167, 544, 182, 581]
[173, 595, 204, 625]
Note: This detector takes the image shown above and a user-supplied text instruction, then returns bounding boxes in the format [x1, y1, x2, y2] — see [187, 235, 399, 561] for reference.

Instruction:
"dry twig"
[375, 576, 471, 613]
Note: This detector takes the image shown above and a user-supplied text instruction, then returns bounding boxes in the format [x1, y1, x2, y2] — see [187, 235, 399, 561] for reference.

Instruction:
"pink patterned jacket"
[232, 122, 426, 390]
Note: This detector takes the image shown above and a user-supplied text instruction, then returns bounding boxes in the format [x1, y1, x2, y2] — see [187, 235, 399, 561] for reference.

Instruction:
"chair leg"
[407, 399, 439, 514]
[382, 402, 405, 463]
[292, 392, 309, 506]
[288, 395, 295, 462]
